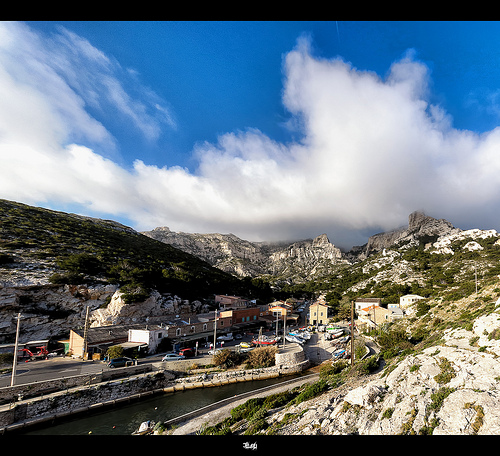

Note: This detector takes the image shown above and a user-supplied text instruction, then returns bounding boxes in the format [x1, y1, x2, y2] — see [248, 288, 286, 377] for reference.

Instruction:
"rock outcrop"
[360, 211, 461, 258]
[90, 290, 204, 327]
[0, 284, 117, 342]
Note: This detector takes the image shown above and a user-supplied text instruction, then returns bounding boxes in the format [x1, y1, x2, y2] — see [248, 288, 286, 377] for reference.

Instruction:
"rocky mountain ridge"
[142, 227, 349, 280]
[142, 211, 462, 282]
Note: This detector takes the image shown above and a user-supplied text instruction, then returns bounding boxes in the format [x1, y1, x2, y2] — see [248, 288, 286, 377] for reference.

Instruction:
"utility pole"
[82, 306, 90, 361]
[350, 301, 354, 368]
[10, 313, 22, 387]
[282, 309, 286, 349]
[213, 309, 218, 361]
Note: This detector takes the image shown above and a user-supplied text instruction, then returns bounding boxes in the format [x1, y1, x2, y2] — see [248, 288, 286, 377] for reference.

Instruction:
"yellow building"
[309, 301, 329, 326]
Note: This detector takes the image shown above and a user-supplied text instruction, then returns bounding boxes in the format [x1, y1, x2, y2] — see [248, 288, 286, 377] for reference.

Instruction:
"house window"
[158, 332, 163, 339]
[203, 323, 208, 331]
[190, 326, 195, 333]
[176, 328, 181, 336]
[253, 316, 256, 320]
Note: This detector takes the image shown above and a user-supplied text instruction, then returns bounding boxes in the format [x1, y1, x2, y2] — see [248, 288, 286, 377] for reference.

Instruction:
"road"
[0, 356, 110, 388]
[0, 330, 263, 387]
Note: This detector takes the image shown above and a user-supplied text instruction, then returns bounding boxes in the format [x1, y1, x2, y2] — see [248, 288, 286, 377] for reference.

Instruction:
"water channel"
[21, 373, 308, 435]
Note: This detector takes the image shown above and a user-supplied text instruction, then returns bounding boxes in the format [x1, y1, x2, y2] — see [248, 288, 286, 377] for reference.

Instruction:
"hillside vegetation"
[0, 199, 255, 301]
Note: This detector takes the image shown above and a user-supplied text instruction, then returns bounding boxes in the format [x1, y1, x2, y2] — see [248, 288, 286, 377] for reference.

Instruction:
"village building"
[69, 324, 150, 360]
[215, 295, 250, 310]
[400, 294, 424, 308]
[356, 305, 393, 331]
[216, 307, 264, 334]
[309, 301, 330, 326]
[128, 327, 166, 354]
[355, 297, 382, 311]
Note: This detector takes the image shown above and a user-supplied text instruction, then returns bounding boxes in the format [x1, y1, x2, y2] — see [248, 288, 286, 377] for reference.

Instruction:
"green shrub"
[0, 353, 13, 365]
[377, 328, 413, 359]
[428, 387, 455, 412]
[433, 358, 456, 385]
[293, 379, 328, 405]
[381, 407, 394, 419]
[320, 360, 348, 379]
[353, 355, 379, 376]
[416, 301, 431, 317]
[106, 345, 124, 359]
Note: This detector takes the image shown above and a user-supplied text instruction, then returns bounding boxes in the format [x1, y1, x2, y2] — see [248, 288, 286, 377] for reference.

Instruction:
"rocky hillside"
[199, 280, 500, 435]
[0, 199, 246, 342]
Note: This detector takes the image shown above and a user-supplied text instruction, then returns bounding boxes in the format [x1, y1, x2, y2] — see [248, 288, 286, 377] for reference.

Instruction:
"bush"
[245, 346, 277, 369]
[320, 360, 348, 379]
[0, 353, 13, 365]
[377, 328, 413, 359]
[293, 379, 329, 405]
[213, 349, 243, 368]
[416, 301, 431, 317]
[231, 397, 266, 421]
[106, 345, 124, 359]
[433, 357, 456, 385]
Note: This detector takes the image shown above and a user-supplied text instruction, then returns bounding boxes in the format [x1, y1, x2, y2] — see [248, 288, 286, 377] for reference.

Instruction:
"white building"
[128, 326, 165, 354]
[399, 294, 424, 309]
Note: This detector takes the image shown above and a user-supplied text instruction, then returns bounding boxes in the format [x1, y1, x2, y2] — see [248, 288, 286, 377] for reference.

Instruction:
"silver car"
[162, 353, 185, 361]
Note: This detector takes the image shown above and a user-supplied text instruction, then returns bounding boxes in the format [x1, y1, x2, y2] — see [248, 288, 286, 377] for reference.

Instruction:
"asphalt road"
[0, 330, 272, 387]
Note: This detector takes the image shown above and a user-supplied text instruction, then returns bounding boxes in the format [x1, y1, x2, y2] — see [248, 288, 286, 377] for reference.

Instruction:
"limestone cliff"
[142, 228, 349, 281]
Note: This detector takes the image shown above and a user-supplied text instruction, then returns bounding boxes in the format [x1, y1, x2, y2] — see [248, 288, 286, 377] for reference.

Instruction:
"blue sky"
[2, 21, 500, 248]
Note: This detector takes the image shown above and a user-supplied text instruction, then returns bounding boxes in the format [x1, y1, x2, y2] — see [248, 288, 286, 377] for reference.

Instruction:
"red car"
[179, 348, 195, 357]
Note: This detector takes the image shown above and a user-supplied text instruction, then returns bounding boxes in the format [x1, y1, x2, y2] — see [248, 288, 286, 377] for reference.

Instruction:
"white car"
[217, 333, 234, 341]
[208, 348, 223, 355]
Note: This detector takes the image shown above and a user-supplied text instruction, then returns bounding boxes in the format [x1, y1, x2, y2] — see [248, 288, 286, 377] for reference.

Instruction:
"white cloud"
[2, 24, 500, 248]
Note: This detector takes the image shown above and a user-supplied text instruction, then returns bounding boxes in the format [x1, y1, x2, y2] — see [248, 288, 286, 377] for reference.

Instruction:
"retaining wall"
[0, 364, 151, 405]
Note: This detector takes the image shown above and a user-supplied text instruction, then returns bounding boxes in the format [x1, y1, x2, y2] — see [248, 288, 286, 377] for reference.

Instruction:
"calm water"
[22, 374, 305, 435]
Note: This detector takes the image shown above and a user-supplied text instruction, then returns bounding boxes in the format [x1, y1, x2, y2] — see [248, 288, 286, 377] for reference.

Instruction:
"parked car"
[179, 348, 195, 357]
[107, 357, 134, 368]
[235, 333, 243, 340]
[162, 353, 185, 361]
[208, 348, 223, 355]
[217, 333, 233, 341]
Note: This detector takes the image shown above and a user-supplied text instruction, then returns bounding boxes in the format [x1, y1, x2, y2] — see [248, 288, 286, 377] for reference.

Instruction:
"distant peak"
[152, 226, 171, 232]
[313, 233, 331, 244]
